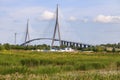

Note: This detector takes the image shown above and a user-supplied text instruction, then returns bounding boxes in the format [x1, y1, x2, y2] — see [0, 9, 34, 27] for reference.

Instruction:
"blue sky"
[0, 0, 120, 45]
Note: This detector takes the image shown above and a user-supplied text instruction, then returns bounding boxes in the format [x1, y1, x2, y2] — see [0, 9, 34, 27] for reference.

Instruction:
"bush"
[116, 61, 120, 67]
[21, 59, 39, 67]
[31, 66, 61, 74]
[39, 59, 53, 65]
[0, 66, 29, 75]
[75, 62, 106, 70]
[0, 62, 11, 66]
[91, 62, 106, 69]
[116, 61, 120, 70]
[0, 45, 5, 51]
[3, 43, 10, 50]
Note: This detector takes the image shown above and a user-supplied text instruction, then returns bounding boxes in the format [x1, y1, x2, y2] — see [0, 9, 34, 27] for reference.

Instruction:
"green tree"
[104, 47, 107, 52]
[0, 44, 5, 51]
[3, 43, 10, 50]
[112, 47, 115, 52]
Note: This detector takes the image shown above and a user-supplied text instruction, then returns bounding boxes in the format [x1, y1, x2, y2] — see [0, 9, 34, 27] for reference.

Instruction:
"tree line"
[0, 43, 120, 52]
[0, 43, 50, 51]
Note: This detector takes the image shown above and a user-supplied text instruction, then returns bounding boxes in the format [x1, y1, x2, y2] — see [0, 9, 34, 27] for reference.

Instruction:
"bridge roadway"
[20, 38, 92, 48]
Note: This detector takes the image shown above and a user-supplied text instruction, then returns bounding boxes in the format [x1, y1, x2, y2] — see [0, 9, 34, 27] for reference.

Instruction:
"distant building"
[60, 47, 74, 52]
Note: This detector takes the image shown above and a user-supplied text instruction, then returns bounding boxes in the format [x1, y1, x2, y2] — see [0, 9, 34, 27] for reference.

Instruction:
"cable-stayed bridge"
[21, 5, 93, 49]
[21, 38, 92, 48]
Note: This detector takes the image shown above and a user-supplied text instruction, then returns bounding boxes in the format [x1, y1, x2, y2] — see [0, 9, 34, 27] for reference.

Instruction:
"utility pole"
[14, 33, 17, 45]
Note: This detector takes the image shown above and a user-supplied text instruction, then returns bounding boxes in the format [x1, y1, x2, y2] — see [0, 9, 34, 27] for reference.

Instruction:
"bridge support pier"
[66, 42, 68, 46]
[61, 41, 64, 46]
[80, 44, 82, 48]
[76, 43, 78, 47]
[83, 45, 87, 48]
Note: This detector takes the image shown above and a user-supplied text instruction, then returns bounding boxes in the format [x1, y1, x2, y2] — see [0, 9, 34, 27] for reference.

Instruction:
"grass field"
[0, 50, 120, 80]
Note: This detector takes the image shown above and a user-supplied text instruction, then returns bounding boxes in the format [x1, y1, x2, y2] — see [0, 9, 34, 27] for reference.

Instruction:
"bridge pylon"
[51, 4, 61, 49]
[24, 19, 30, 45]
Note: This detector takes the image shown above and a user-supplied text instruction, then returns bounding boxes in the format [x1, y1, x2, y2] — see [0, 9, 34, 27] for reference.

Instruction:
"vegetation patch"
[0, 51, 120, 79]
[21, 59, 39, 67]
[0, 66, 29, 75]
[75, 62, 106, 70]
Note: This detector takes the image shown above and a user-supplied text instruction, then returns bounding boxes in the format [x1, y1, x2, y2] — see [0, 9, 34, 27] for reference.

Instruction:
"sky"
[0, 0, 120, 45]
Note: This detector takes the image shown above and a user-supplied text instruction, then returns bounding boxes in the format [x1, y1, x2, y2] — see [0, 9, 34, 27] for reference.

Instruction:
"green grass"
[0, 50, 120, 79]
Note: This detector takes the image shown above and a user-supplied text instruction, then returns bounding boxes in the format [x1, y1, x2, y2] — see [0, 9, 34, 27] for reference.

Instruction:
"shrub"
[20, 59, 39, 67]
[39, 59, 53, 65]
[0, 62, 11, 66]
[75, 62, 106, 70]
[92, 62, 106, 69]
[32, 66, 61, 74]
[116, 61, 120, 67]
[0, 66, 29, 75]
[116, 61, 120, 70]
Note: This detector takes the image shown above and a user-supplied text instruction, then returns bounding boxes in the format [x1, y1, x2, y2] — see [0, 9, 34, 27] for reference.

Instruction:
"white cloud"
[94, 15, 120, 23]
[67, 16, 89, 23]
[1, 6, 55, 21]
[40, 10, 55, 20]
[68, 16, 77, 21]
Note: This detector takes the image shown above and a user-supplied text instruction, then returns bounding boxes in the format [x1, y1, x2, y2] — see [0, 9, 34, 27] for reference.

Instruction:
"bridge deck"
[20, 38, 93, 48]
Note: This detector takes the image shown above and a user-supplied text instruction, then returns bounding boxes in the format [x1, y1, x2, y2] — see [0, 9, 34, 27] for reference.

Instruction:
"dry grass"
[0, 50, 120, 79]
